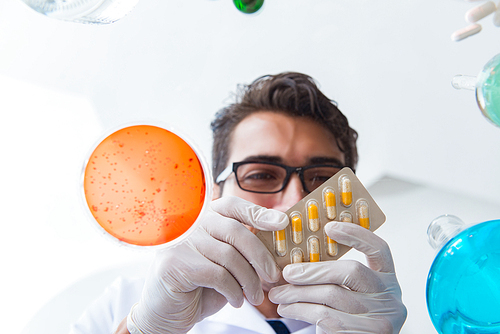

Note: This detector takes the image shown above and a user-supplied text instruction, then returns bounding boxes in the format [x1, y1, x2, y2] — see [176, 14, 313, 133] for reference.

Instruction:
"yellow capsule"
[307, 201, 320, 232]
[323, 188, 336, 220]
[291, 214, 303, 244]
[274, 229, 287, 257]
[291, 248, 304, 264]
[308, 237, 320, 262]
[326, 236, 338, 257]
[339, 211, 353, 223]
[357, 200, 370, 229]
[339, 175, 352, 207]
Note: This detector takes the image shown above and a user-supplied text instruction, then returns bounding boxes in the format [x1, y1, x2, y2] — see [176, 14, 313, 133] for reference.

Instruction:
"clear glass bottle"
[452, 53, 500, 128]
[426, 215, 500, 333]
[20, 0, 140, 24]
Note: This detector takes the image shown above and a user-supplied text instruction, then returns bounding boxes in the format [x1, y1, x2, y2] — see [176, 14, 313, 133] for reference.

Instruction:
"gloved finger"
[192, 228, 264, 305]
[269, 283, 370, 314]
[200, 288, 229, 319]
[202, 210, 281, 283]
[282, 261, 386, 293]
[269, 283, 401, 315]
[210, 196, 289, 231]
[155, 241, 245, 308]
[316, 327, 326, 334]
[324, 221, 395, 273]
[277, 303, 394, 334]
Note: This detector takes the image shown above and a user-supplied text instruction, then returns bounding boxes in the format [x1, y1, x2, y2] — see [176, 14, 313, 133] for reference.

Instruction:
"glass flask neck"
[452, 75, 477, 91]
[427, 214, 466, 250]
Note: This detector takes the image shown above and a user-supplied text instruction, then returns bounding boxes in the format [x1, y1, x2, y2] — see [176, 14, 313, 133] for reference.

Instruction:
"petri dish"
[82, 123, 212, 249]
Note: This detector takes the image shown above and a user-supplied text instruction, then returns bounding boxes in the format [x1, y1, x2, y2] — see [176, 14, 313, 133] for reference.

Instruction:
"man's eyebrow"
[240, 155, 344, 166]
[240, 155, 283, 163]
[309, 157, 345, 166]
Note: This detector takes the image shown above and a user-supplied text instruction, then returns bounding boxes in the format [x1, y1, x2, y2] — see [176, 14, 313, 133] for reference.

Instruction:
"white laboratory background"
[1, 0, 500, 333]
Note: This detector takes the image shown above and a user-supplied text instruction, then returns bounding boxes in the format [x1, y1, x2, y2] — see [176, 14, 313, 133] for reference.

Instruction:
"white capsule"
[465, 1, 496, 23]
[339, 211, 353, 223]
[291, 248, 304, 264]
[290, 213, 303, 245]
[356, 199, 370, 229]
[307, 200, 320, 232]
[326, 235, 338, 257]
[323, 188, 336, 220]
[451, 24, 482, 41]
[494, 6, 500, 26]
[308, 236, 320, 262]
[274, 229, 287, 257]
[339, 175, 352, 207]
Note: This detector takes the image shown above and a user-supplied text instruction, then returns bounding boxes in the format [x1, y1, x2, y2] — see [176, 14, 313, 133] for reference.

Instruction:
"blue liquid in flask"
[426, 217, 500, 334]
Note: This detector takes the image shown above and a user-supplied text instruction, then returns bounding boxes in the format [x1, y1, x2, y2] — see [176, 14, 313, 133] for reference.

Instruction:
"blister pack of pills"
[256, 167, 386, 270]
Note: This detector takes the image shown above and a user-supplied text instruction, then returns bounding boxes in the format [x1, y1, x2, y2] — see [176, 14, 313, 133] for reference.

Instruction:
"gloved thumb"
[211, 196, 288, 231]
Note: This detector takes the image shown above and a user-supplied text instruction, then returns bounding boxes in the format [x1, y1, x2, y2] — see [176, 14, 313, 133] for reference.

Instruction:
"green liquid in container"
[476, 54, 500, 127]
[233, 0, 264, 14]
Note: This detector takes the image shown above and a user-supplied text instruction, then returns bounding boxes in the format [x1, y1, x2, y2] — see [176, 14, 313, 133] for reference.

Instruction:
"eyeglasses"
[215, 161, 345, 194]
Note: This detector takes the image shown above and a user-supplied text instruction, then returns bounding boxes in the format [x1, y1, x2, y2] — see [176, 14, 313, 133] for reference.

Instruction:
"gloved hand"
[268, 221, 407, 334]
[127, 196, 288, 334]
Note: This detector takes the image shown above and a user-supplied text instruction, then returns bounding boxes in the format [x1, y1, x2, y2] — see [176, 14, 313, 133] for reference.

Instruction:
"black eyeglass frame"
[215, 160, 346, 194]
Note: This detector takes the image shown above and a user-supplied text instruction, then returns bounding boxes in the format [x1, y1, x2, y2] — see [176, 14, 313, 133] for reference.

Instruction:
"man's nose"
[273, 174, 307, 211]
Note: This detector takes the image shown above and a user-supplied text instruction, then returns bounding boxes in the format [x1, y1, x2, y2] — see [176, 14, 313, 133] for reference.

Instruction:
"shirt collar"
[203, 299, 312, 333]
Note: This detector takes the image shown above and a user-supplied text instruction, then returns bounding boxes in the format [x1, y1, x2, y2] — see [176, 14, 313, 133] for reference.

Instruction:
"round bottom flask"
[452, 54, 500, 128]
[426, 215, 500, 333]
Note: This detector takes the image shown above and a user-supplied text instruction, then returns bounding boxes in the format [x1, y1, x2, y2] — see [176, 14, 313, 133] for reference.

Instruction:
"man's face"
[214, 111, 345, 211]
[212, 111, 346, 292]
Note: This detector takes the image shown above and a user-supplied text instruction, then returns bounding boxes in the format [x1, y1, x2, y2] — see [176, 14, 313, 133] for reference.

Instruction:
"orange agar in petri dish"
[83, 125, 206, 246]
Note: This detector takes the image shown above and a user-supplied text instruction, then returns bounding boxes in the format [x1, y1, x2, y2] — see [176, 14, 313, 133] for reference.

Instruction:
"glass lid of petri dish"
[82, 123, 212, 249]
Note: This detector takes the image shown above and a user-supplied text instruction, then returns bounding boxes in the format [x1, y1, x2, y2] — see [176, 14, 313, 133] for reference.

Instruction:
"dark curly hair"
[210, 72, 358, 189]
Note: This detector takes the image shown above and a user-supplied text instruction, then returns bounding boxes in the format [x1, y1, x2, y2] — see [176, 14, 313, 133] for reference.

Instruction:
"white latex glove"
[268, 221, 407, 334]
[127, 196, 288, 334]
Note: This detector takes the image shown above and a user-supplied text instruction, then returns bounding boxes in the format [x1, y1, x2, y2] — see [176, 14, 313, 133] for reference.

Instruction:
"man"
[72, 72, 407, 334]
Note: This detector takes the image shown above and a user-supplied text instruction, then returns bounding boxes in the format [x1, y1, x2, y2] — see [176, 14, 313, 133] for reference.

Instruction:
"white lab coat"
[70, 276, 315, 334]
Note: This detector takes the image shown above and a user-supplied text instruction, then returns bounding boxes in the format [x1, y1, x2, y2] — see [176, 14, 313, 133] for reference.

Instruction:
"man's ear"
[212, 183, 221, 200]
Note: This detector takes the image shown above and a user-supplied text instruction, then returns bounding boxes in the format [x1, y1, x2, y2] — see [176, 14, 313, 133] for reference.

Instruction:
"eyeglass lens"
[235, 162, 341, 193]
